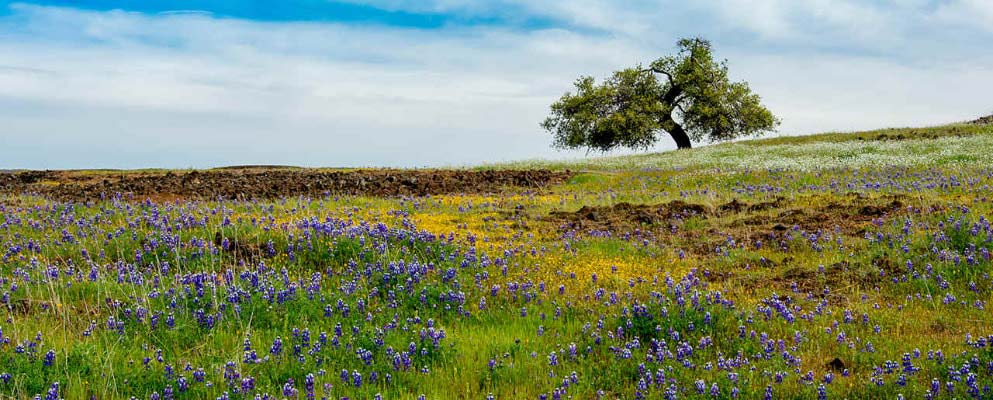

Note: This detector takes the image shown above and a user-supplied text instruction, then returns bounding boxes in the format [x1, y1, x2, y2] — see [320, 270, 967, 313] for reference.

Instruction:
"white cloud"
[0, 2, 991, 169]
[342, 0, 993, 54]
[933, 0, 993, 33]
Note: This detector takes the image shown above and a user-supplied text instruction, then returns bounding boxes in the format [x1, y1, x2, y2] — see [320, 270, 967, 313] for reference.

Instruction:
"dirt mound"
[548, 200, 708, 232]
[716, 198, 782, 213]
[759, 197, 905, 234]
[0, 168, 572, 202]
[547, 195, 911, 257]
[211, 165, 303, 171]
[970, 114, 993, 125]
[547, 198, 787, 233]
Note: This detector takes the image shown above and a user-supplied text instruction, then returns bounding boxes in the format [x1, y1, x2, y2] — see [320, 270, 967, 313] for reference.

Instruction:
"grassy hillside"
[1, 122, 992, 399]
[491, 122, 993, 171]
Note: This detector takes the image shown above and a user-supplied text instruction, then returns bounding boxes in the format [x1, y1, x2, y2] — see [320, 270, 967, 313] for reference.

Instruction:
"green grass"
[484, 123, 993, 171]
[1, 123, 993, 399]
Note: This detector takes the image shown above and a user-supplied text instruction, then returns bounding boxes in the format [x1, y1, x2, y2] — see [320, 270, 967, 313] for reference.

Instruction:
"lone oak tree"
[542, 37, 779, 151]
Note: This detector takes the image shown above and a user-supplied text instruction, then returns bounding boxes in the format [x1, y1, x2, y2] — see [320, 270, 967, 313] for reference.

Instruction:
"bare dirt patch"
[741, 195, 907, 235]
[545, 198, 785, 256]
[775, 261, 870, 293]
[546, 195, 911, 257]
[547, 200, 708, 233]
[212, 232, 267, 265]
[732, 254, 906, 301]
[0, 168, 573, 202]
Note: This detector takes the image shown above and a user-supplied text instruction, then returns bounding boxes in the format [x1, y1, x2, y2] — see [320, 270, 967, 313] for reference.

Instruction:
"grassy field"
[1, 123, 992, 399]
[487, 123, 991, 171]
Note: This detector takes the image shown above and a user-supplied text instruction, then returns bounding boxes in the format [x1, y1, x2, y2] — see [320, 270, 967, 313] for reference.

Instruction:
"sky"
[1, 1, 992, 169]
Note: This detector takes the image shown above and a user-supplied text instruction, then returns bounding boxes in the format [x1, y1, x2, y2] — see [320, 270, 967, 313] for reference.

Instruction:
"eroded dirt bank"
[0, 168, 573, 202]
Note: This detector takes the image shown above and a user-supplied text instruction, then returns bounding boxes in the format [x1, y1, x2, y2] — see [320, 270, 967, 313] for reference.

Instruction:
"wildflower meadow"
[1, 124, 992, 399]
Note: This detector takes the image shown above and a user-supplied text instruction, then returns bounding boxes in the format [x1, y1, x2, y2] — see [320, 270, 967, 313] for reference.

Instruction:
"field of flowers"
[1, 123, 992, 399]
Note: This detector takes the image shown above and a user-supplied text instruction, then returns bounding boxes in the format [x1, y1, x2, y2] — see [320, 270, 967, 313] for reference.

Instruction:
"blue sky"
[2, 0, 558, 28]
[1, 0, 992, 169]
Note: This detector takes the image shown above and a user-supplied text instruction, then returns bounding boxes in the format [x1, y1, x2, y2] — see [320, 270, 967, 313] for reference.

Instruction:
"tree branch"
[650, 68, 673, 82]
[640, 67, 674, 84]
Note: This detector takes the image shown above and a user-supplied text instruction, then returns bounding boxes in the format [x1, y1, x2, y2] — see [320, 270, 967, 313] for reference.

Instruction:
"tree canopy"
[542, 37, 780, 151]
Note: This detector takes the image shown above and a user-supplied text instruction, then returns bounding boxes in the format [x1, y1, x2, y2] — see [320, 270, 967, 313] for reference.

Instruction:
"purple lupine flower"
[241, 377, 255, 393]
[44, 382, 59, 400]
[282, 378, 297, 397]
[305, 373, 315, 397]
[43, 349, 55, 367]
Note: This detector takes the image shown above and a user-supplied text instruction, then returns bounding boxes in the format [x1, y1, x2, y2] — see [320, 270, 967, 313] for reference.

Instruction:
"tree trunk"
[667, 122, 692, 149]
[658, 84, 692, 149]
